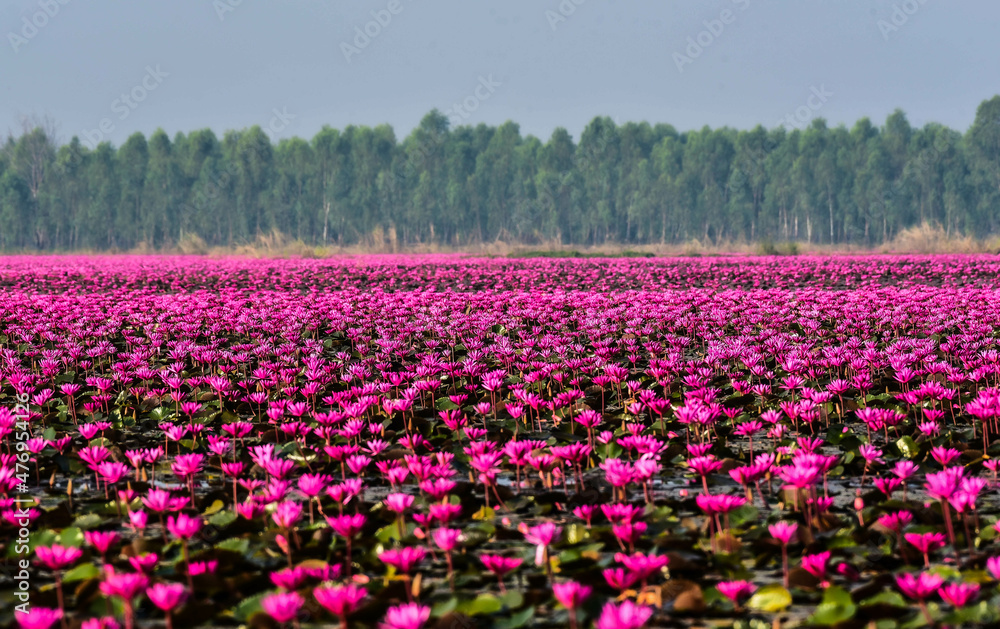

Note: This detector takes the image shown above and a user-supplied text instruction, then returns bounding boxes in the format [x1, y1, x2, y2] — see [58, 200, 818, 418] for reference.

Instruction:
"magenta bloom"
[146, 582, 188, 611]
[930, 446, 961, 467]
[35, 544, 83, 570]
[695, 493, 746, 515]
[166, 513, 202, 540]
[271, 567, 309, 591]
[939, 582, 979, 607]
[987, 556, 1000, 581]
[524, 521, 562, 546]
[877, 510, 913, 532]
[524, 522, 562, 566]
[603, 567, 639, 591]
[15, 608, 62, 629]
[595, 600, 654, 629]
[384, 493, 415, 513]
[480, 554, 522, 577]
[896, 572, 944, 601]
[379, 547, 426, 573]
[261, 591, 304, 624]
[99, 568, 149, 600]
[271, 500, 303, 529]
[326, 513, 366, 538]
[380, 603, 431, 629]
[717, 580, 757, 606]
[615, 552, 669, 582]
[801, 551, 831, 582]
[85, 530, 120, 556]
[313, 583, 367, 618]
[905, 532, 946, 555]
[79, 618, 120, 629]
[432, 527, 462, 552]
[553, 581, 592, 609]
[768, 521, 798, 545]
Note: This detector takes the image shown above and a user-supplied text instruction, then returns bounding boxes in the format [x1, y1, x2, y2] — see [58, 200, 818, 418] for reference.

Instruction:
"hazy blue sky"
[3, 0, 999, 147]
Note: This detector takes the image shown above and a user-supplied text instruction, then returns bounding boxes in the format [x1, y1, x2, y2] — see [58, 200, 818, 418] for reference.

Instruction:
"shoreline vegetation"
[3, 222, 996, 258]
[4, 96, 1000, 254]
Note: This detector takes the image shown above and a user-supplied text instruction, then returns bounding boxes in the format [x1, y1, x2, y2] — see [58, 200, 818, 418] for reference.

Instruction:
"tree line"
[2, 96, 1000, 251]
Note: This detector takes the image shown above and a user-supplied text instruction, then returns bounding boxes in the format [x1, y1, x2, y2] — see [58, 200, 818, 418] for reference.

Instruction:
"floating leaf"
[456, 593, 503, 616]
[495, 606, 535, 629]
[809, 585, 857, 626]
[230, 590, 267, 622]
[216, 537, 250, 555]
[896, 435, 919, 459]
[62, 562, 100, 583]
[861, 590, 908, 608]
[471, 506, 495, 521]
[203, 500, 225, 516]
[746, 584, 792, 612]
[209, 510, 237, 529]
[59, 526, 84, 548]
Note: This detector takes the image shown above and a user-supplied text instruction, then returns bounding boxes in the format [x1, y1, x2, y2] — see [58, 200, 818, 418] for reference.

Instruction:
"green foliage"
[809, 585, 857, 626]
[4, 98, 1000, 250]
[746, 584, 793, 612]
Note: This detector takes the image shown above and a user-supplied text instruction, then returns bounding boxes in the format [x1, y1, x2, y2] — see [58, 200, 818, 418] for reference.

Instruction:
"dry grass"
[879, 222, 993, 255]
[107, 224, 1000, 258]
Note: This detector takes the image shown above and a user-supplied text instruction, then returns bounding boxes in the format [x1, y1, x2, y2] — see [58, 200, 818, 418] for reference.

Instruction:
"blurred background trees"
[2, 97, 1000, 250]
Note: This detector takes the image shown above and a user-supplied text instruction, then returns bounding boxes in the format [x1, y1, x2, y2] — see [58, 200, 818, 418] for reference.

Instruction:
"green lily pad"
[747, 584, 792, 612]
[62, 561, 100, 583]
[809, 585, 857, 626]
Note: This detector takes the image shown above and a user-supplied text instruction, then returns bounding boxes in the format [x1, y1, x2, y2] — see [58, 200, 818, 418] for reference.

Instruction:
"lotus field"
[6, 254, 1000, 629]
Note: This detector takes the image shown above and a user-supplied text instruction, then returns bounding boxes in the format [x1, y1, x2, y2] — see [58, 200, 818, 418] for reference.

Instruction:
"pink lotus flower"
[271, 500, 303, 529]
[166, 513, 201, 540]
[987, 556, 1000, 581]
[379, 546, 426, 573]
[15, 608, 62, 629]
[35, 544, 82, 570]
[801, 551, 831, 585]
[717, 580, 756, 607]
[940, 582, 979, 607]
[596, 600, 654, 629]
[480, 554, 522, 592]
[261, 591, 304, 625]
[380, 603, 431, 629]
[99, 568, 148, 629]
[146, 582, 187, 611]
[553, 580, 592, 609]
[896, 571, 944, 601]
[314, 583, 367, 622]
[271, 567, 309, 591]
[768, 521, 798, 545]
[85, 530, 120, 559]
[615, 552, 669, 582]
[603, 567, 639, 591]
[905, 532, 946, 566]
[523, 522, 562, 567]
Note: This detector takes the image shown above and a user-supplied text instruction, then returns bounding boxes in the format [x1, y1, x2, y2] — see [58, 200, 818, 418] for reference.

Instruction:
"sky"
[2, 0, 999, 148]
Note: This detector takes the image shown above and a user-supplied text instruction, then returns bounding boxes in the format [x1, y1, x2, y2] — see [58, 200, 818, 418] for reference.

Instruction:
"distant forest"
[2, 96, 1000, 251]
